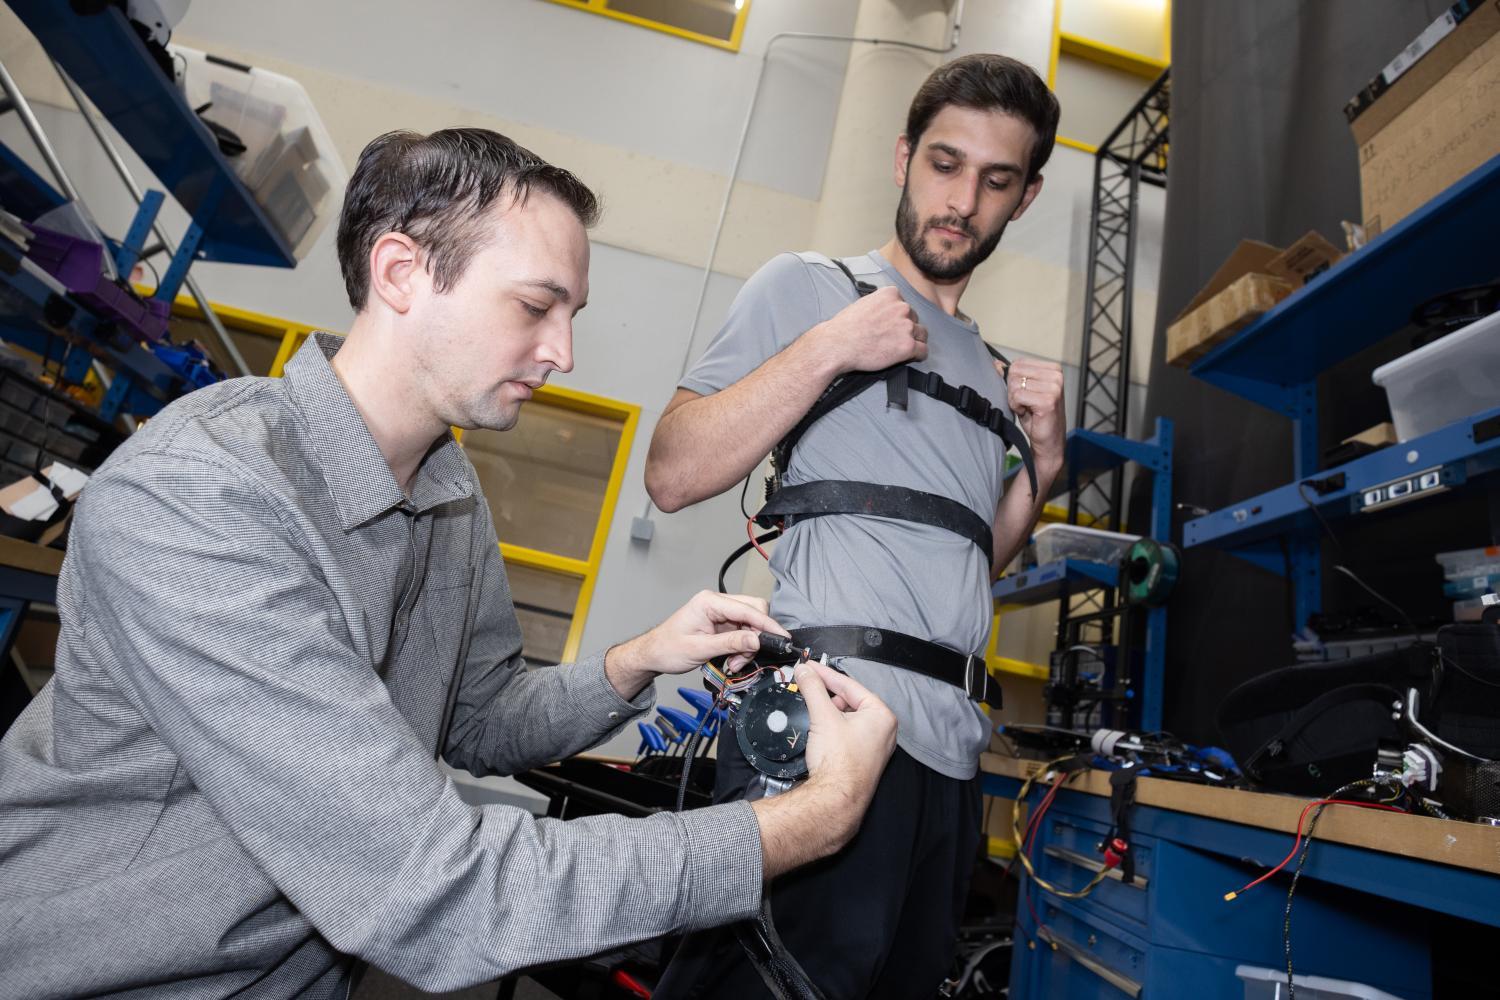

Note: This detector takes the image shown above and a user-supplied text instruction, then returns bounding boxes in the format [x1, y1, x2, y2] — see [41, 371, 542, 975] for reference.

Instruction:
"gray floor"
[351, 967, 561, 1000]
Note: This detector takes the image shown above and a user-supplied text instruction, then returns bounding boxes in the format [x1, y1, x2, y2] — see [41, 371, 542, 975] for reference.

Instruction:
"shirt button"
[607, 711, 620, 721]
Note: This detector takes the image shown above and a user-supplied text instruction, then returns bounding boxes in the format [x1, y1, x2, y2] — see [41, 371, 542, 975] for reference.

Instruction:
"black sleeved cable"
[719, 529, 782, 593]
[670, 647, 825, 999]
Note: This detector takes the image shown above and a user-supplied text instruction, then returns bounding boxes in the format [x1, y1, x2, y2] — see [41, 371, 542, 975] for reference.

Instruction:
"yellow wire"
[1010, 756, 1113, 900]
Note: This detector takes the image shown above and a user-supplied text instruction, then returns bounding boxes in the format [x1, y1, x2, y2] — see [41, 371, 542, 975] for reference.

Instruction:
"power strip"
[1357, 466, 1447, 513]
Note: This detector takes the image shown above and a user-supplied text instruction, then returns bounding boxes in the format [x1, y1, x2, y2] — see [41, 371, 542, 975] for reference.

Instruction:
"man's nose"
[948, 173, 980, 219]
[540, 321, 574, 374]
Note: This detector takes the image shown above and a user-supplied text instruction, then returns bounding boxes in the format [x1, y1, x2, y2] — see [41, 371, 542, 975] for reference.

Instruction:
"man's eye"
[987, 178, 1011, 191]
[520, 301, 548, 318]
[933, 162, 955, 173]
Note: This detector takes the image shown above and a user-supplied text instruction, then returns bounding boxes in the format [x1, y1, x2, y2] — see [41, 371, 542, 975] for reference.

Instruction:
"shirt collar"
[283, 333, 473, 529]
[868, 248, 981, 333]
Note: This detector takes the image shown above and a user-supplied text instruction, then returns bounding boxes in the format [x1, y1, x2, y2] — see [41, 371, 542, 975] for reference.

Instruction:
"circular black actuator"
[735, 680, 812, 780]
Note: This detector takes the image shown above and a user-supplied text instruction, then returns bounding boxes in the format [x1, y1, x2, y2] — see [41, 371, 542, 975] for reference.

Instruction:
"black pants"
[654, 738, 982, 1000]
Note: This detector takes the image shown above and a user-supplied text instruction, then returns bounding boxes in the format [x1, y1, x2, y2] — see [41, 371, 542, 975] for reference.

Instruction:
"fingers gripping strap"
[757, 480, 994, 557]
[784, 624, 1002, 709]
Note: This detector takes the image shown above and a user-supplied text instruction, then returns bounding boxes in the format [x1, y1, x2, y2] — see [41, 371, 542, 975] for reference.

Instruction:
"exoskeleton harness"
[725, 255, 1038, 714]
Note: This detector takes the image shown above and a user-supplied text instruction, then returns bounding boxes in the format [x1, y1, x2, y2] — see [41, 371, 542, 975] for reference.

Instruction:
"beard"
[894, 181, 1008, 282]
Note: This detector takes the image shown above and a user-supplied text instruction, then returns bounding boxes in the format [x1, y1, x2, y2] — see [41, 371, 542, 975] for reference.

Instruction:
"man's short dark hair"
[905, 54, 1060, 183]
[336, 128, 600, 312]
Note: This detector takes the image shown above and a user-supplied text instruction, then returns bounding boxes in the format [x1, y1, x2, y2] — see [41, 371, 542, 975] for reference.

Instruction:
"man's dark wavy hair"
[337, 128, 599, 311]
[906, 54, 1060, 182]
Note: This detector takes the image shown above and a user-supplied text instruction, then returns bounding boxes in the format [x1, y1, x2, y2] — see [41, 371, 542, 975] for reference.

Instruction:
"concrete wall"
[1, 0, 1162, 768]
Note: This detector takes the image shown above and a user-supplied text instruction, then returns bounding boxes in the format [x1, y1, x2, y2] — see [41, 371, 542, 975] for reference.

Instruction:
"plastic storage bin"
[1235, 964, 1408, 1000]
[1371, 309, 1500, 442]
[1434, 545, 1500, 580]
[1455, 596, 1494, 622]
[1032, 523, 1139, 566]
[1444, 571, 1499, 598]
[171, 45, 347, 260]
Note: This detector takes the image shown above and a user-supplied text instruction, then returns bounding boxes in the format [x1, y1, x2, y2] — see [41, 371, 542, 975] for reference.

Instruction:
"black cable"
[719, 529, 780, 594]
[1435, 625, 1500, 689]
[674, 704, 716, 812]
[740, 469, 756, 521]
[1295, 481, 1347, 562]
[1281, 778, 1393, 999]
[1297, 482, 1422, 635]
[1330, 564, 1418, 635]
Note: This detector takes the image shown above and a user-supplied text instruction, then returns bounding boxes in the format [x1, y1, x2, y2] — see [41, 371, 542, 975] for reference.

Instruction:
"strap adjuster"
[964, 654, 987, 705]
[956, 386, 989, 422]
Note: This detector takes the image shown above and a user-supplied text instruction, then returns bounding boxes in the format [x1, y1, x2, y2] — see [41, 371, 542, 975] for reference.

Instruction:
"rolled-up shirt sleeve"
[74, 450, 762, 991]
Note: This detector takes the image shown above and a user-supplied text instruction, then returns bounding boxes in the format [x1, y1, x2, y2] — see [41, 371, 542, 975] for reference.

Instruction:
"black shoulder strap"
[770, 257, 1039, 499]
[830, 256, 877, 296]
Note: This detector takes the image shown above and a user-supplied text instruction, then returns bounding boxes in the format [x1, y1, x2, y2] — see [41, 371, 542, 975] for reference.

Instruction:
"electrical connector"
[1303, 472, 1346, 496]
[1400, 743, 1442, 793]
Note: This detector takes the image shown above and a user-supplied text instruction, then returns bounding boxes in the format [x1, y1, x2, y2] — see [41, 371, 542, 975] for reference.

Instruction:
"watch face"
[735, 680, 810, 781]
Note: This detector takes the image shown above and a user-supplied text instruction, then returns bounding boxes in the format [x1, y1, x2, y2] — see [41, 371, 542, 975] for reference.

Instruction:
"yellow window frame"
[543, 0, 751, 52]
[1048, 0, 1171, 155]
[164, 310, 636, 666]
[985, 502, 1096, 682]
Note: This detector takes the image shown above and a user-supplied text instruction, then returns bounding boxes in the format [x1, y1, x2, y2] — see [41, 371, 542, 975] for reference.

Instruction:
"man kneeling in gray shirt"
[0, 127, 896, 999]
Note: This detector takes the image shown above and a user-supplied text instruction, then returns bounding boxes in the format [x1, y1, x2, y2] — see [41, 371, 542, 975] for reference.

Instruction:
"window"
[1049, 0, 1170, 153]
[262, 326, 638, 667]
[545, 0, 751, 52]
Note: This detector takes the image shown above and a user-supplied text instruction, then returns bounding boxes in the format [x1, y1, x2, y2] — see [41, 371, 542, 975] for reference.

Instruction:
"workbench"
[983, 753, 1500, 998]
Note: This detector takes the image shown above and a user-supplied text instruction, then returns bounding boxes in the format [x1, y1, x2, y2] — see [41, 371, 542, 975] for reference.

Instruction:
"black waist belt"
[779, 625, 1002, 710]
[755, 481, 993, 557]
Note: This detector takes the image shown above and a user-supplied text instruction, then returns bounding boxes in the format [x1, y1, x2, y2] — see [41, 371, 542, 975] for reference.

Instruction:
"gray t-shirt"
[682, 249, 1013, 779]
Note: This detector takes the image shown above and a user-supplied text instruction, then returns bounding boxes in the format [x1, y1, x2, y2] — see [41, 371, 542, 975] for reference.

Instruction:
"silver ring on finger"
[1019, 375, 1028, 389]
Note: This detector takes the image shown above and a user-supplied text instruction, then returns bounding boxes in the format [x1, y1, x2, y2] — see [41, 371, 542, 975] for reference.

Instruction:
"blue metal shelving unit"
[5, 0, 296, 269]
[992, 418, 1174, 731]
[1183, 154, 1500, 625]
[0, 228, 184, 418]
[992, 558, 1121, 606]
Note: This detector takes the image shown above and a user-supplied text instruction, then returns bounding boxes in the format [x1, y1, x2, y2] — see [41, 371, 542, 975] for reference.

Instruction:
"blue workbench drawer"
[1025, 904, 1147, 998]
[1038, 812, 1154, 930]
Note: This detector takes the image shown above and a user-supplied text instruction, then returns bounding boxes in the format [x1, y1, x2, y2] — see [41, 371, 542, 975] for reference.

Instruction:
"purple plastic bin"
[22, 224, 169, 343]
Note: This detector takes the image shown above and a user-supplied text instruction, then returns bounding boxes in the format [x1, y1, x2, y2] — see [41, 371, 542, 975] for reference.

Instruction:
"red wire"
[1018, 770, 1067, 944]
[1022, 771, 1066, 858]
[1227, 798, 1407, 900]
[746, 519, 771, 561]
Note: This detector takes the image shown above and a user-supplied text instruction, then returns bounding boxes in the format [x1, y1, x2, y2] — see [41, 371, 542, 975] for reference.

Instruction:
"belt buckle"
[963, 654, 987, 704]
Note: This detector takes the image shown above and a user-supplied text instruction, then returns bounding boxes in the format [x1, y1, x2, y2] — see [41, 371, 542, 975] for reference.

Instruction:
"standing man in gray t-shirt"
[646, 56, 1066, 997]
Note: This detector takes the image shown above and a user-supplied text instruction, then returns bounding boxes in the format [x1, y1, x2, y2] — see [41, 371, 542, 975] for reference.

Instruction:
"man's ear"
[894, 133, 913, 188]
[1011, 173, 1045, 221]
[368, 232, 422, 314]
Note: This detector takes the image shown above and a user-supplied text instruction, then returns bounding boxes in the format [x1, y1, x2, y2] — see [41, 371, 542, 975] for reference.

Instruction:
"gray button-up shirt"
[0, 334, 762, 998]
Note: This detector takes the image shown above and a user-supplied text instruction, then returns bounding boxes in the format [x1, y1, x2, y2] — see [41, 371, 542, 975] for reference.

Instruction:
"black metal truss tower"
[1051, 70, 1170, 712]
[1069, 68, 1170, 529]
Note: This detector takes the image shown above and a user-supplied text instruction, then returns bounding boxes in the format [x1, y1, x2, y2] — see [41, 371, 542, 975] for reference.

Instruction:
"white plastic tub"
[1371, 309, 1500, 442]
[1032, 523, 1139, 566]
[172, 45, 346, 260]
[1235, 964, 1409, 1000]
[1434, 545, 1500, 580]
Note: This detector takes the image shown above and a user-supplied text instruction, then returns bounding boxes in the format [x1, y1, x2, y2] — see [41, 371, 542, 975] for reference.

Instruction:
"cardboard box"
[1164, 232, 1343, 367]
[1350, 0, 1500, 235]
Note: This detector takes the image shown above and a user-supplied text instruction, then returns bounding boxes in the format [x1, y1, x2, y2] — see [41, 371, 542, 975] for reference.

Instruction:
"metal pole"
[51, 63, 253, 378]
[0, 58, 80, 201]
[0, 58, 139, 427]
